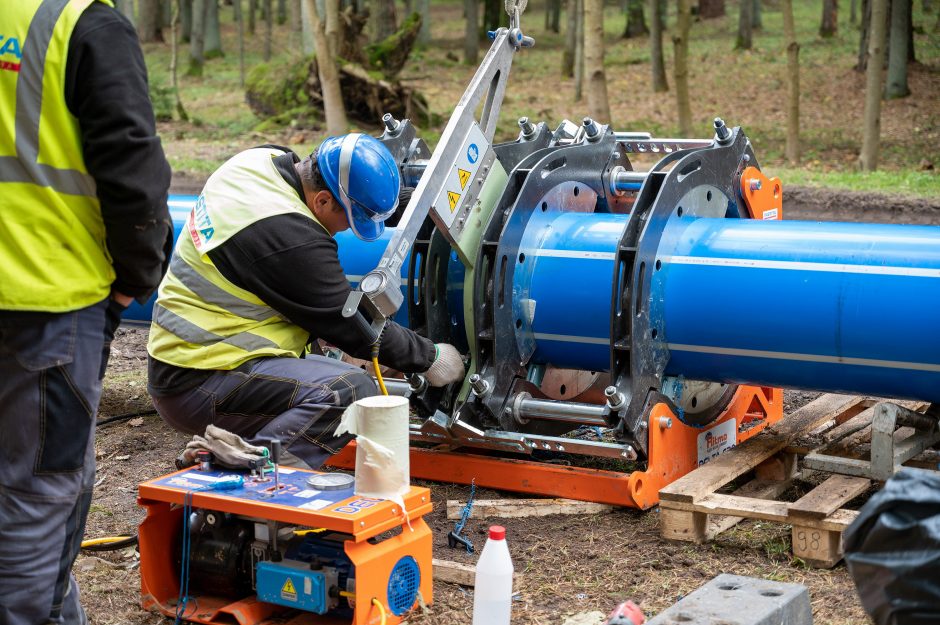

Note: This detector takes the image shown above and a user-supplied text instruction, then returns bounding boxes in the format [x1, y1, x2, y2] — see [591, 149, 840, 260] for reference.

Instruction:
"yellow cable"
[339, 590, 356, 598]
[80, 536, 132, 548]
[372, 355, 389, 396]
[371, 598, 387, 625]
[293, 528, 327, 536]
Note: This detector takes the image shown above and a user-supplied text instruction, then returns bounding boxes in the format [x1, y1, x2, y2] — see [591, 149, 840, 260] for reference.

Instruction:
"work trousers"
[151, 355, 377, 469]
[0, 299, 109, 625]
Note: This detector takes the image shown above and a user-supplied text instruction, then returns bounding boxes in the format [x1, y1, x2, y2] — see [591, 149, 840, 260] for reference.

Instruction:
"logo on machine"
[280, 577, 298, 602]
[0, 35, 22, 73]
[696, 419, 736, 466]
[188, 194, 215, 248]
[466, 143, 479, 164]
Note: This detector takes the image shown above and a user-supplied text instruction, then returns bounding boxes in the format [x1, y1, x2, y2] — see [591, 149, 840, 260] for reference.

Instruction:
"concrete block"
[646, 574, 812, 625]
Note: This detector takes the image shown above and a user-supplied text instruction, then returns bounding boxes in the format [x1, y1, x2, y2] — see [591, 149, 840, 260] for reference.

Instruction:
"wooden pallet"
[658, 394, 873, 568]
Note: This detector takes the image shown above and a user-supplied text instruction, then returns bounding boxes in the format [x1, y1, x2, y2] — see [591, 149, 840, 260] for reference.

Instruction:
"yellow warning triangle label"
[458, 168, 471, 190]
[282, 578, 297, 596]
[447, 191, 461, 212]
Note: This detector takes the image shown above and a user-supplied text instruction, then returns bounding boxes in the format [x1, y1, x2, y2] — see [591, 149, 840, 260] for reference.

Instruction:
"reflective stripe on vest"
[148, 148, 321, 371]
[0, 0, 116, 312]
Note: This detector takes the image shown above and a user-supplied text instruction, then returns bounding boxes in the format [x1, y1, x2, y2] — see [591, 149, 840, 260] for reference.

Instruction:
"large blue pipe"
[138, 196, 940, 404]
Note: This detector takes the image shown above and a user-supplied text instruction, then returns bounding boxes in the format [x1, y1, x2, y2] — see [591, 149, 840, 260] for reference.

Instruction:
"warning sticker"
[281, 578, 298, 602]
[457, 168, 471, 189]
[447, 191, 461, 212]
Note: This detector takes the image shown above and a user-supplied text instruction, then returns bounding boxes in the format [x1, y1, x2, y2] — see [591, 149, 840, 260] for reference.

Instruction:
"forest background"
[117, 0, 938, 200]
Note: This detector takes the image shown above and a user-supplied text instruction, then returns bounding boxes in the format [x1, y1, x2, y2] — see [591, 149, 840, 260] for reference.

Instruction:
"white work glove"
[176, 424, 269, 469]
[423, 343, 465, 387]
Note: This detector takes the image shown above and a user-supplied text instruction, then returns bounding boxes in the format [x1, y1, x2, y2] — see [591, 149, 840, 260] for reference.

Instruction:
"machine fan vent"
[386, 556, 420, 615]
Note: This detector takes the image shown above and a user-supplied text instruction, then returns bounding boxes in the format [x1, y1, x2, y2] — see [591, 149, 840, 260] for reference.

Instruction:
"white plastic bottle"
[472, 525, 514, 625]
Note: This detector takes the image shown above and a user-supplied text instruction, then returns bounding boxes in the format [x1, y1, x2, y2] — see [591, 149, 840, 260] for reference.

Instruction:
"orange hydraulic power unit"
[138, 466, 432, 625]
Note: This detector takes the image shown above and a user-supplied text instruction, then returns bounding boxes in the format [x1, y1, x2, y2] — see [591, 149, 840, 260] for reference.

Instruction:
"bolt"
[582, 117, 600, 140]
[713, 117, 732, 145]
[749, 178, 762, 191]
[604, 385, 626, 410]
[658, 416, 673, 429]
[469, 374, 490, 396]
[518, 116, 536, 138]
[382, 113, 400, 133]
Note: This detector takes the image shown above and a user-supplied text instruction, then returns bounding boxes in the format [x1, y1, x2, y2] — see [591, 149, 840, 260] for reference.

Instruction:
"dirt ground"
[74, 194, 938, 625]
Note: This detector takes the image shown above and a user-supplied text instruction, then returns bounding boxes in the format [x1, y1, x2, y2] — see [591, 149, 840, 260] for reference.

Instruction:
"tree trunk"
[698, 0, 725, 18]
[290, 0, 302, 48]
[205, 0, 223, 58]
[181, 0, 192, 41]
[115, 0, 135, 25]
[139, 0, 165, 42]
[752, 0, 762, 28]
[188, 0, 206, 75]
[234, 0, 246, 86]
[820, 0, 838, 37]
[574, 0, 585, 101]
[650, 0, 668, 91]
[585, 0, 612, 122]
[301, 0, 315, 53]
[906, 0, 915, 61]
[483, 0, 509, 33]
[325, 0, 341, 56]
[170, 1, 189, 120]
[371, 0, 398, 40]
[304, 0, 348, 134]
[563, 0, 577, 76]
[857, 0, 870, 69]
[465, 0, 479, 64]
[264, 0, 273, 60]
[249, 0, 257, 34]
[859, 0, 889, 170]
[278, 0, 288, 23]
[850, 0, 857, 23]
[736, 0, 753, 49]
[624, 0, 649, 37]
[546, 0, 562, 32]
[885, 0, 910, 97]
[674, 0, 692, 134]
[782, 0, 799, 164]
[417, 0, 431, 44]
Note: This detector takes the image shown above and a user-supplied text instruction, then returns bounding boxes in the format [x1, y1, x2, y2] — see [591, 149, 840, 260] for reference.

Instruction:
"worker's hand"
[176, 425, 270, 469]
[423, 343, 465, 387]
[111, 291, 134, 307]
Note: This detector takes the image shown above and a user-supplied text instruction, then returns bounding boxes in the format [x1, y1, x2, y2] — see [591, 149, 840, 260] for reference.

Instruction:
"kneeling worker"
[147, 134, 464, 468]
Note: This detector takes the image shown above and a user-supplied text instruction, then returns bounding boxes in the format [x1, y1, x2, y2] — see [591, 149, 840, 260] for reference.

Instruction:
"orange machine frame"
[329, 385, 783, 509]
[138, 468, 433, 625]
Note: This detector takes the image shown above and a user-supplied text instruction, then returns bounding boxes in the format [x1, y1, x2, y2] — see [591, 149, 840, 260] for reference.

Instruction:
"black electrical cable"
[80, 535, 139, 552]
[95, 409, 157, 427]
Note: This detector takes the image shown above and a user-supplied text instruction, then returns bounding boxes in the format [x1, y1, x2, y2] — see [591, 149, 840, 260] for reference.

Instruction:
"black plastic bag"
[844, 468, 940, 625]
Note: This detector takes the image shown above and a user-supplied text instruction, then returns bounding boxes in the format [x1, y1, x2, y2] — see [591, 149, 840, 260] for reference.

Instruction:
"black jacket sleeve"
[208, 213, 437, 373]
[65, 4, 173, 300]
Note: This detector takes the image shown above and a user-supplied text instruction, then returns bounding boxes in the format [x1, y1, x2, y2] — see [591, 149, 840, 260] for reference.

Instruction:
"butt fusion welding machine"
[138, 0, 940, 621]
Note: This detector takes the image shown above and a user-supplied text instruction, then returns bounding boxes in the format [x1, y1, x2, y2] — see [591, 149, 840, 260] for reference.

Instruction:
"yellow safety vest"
[0, 0, 116, 312]
[148, 148, 320, 371]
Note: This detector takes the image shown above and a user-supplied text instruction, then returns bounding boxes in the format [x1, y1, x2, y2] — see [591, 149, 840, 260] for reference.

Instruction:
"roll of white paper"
[335, 395, 410, 501]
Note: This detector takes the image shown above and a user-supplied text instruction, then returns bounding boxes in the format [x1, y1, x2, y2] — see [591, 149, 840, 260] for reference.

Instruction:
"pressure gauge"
[359, 272, 385, 294]
[306, 473, 355, 491]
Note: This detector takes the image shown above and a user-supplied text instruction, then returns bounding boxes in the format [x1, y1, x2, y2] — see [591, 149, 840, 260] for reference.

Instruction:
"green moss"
[365, 12, 422, 78]
[245, 56, 314, 119]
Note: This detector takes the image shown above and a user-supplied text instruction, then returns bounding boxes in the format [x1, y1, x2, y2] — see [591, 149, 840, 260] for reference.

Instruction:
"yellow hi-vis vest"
[0, 0, 116, 312]
[148, 148, 321, 371]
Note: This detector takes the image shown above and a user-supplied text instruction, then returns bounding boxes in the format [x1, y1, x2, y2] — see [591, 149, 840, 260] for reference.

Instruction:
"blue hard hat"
[317, 134, 400, 241]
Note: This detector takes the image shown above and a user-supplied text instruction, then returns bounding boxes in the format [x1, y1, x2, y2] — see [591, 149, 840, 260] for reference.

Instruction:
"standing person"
[0, 2, 172, 624]
[147, 134, 465, 469]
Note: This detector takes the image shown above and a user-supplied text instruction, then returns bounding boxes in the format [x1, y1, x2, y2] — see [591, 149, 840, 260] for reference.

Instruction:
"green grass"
[774, 167, 940, 197]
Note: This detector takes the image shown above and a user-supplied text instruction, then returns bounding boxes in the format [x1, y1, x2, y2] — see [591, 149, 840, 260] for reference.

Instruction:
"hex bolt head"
[713, 117, 732, 144]
[582, 117, 600, 139]
[604, 385, 626, 410]
[749, 178, 762, 191]
[469, 374, 490, 396]
[382, 113, 401, 133]
[518, 116, 536, 137]
[658, 416, 673, 429]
